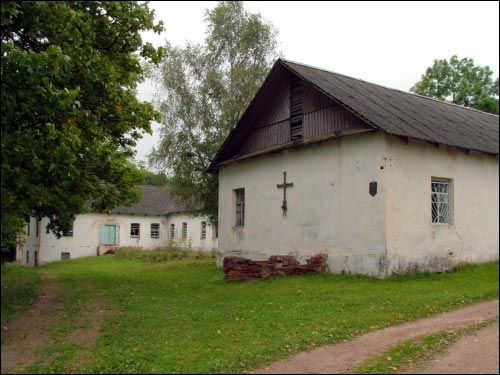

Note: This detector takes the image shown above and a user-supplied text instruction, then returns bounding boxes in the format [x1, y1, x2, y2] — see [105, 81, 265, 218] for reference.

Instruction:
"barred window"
[151, 223, 160, 239]
[235, 189, 245, 227]
[130, 223, 140, 238]
[182, 222, 187, 239]
[431, 178, 452, 224]
[61, 252, 70, 260]
[201, 221, 207, 239]
[35, 219, 40, 237]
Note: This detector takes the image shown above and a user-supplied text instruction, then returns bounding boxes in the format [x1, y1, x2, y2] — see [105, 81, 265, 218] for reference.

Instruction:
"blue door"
[99, 224, 117, 245]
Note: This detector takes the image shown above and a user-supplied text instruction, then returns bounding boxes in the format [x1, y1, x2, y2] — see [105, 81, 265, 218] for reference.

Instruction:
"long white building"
[18, 186, 218, 266]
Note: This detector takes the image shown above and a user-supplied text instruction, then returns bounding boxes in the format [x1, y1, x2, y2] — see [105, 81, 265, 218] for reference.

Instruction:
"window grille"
[61, 252, 70, 260]
[235, 189, 245, 226]
[182, 222, 187, 239]
[130, 223, 140, 238]
[201, 221, 207, 239]
[431, 178, 451, 224]
[151, 223, 160, 239]
[170, 223, 175, 239]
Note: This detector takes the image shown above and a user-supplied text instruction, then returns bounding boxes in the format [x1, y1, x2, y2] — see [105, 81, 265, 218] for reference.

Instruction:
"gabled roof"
[111, 185, 188, 216]
[210, 59, 499, 170]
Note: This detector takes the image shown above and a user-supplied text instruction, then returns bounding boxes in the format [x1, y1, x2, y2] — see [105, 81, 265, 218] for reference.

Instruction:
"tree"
[149, 1, 279, 223]
[411, 55, 499, 114]
[136, 161, 172, 186]
[1, 1, 164, 252]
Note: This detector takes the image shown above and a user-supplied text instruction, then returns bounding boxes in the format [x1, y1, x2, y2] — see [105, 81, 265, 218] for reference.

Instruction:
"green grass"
[352, 317, 499, 373]
[1, 262, 40, 324]
[115, 247, 216, 262]
[7, 257, 499, 374]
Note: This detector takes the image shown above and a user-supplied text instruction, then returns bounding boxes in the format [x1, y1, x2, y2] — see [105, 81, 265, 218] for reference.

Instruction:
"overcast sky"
[134, 1, 500, 163]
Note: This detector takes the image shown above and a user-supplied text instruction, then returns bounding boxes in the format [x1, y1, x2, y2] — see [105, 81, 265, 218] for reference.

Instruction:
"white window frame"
[235, 188, 245, 227]
[130, 223, 140, 238]
[62, 222, 74, 237]
[200, 221, 207, 240]
[431, 177, 453, 225]
[150, 223, 160, 239]
[182, 222, 187, 240]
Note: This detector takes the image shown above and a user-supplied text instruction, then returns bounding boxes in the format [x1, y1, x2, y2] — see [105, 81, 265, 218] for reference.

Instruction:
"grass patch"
[1, 263, 40, 324]
[114, 247, 216, 262]
[352, 317, 499, 373]
[10, 258, 499, 374]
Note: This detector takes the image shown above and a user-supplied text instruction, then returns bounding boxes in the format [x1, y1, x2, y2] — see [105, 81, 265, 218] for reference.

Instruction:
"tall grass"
[114, 247, 216, 263]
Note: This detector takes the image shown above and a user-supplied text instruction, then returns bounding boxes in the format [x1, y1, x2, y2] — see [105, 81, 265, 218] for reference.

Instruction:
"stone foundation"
[223, 254, 327, 281]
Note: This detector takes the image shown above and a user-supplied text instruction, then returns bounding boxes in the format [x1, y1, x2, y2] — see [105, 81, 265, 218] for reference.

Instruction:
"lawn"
[1, 262, 41, 324]
[2, 254, 498, 374]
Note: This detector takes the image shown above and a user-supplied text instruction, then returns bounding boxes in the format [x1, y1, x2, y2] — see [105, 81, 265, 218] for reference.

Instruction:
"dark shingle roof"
[280, 59, 499, 155]
[111, 186, 188, 216]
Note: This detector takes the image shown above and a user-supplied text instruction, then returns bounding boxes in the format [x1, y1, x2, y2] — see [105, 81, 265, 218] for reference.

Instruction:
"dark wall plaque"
[369, 181, 377, 196]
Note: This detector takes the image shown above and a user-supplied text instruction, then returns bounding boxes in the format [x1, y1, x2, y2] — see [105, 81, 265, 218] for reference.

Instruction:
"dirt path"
[253, 300, 499, 374]
[408, 321, 499, 374]
[1, 273, 105, 373]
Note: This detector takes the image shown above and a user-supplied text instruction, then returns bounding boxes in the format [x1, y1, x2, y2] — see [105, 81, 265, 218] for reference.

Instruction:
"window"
[290, 80, 304, 141]
[151, 223, 160, 239]
[26, 219, 30, 236]
[213, 224, 218, 239]
[182, 222, 187, 239]
[61, 252, 70, 260]
[431, 178, 452, 224]
[99, 224, 117, 245]
[170, 223, 175, 239]
[235, 188, 245, 227]
[201, 221, 207, 239]
[62, 222, 74, 237]
[130, 223, 140, 238]
[35, 219, 40, 237]
[26, 251, 29, 264]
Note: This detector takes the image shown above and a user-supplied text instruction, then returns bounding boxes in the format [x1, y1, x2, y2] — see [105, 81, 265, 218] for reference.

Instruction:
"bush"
[114, 247, 216, 263]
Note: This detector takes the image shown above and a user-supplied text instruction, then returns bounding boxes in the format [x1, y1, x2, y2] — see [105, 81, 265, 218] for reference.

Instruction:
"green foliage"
[1, 262, 40, 323]
[1, 1, 165, 252]
[114, 247, 215, 262]
[411, 55, 499, 114]
[149, 1, 279, 223]
[18, 258, 499, 373]
[135, 160, 172, 186]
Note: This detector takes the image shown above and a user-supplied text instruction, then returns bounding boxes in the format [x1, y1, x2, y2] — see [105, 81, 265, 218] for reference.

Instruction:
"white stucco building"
[210, 59, 499, 279]
[18, 186, 218, 266]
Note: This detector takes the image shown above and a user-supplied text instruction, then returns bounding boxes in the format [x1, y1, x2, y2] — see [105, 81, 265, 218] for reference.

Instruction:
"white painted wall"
[217, 132, 499, 277]
[218, 133, 388, 276]
[384, 135, 499, 273]
[167, 213, 218, 251]
[19, 212, 217, 265]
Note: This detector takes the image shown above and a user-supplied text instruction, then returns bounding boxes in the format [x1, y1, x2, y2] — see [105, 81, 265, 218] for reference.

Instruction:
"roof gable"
[210, 59, 499, 170]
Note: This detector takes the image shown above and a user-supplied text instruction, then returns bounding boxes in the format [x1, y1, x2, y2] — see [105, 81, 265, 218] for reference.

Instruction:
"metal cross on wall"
[277, 171, 293, 216]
